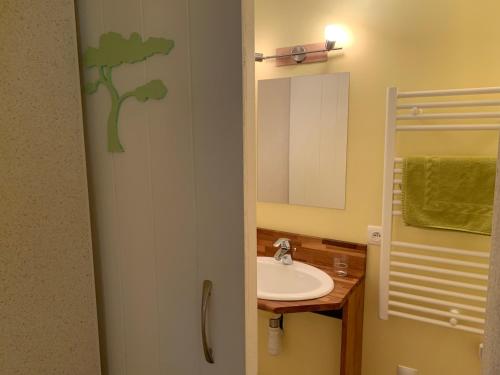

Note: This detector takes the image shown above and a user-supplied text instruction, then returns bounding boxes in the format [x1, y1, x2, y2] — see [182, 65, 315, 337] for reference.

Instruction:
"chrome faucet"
[273, 238, 294, 265]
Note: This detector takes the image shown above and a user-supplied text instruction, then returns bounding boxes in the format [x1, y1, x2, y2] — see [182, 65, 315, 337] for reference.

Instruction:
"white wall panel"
[289, 75, 324, 207]
[257, 78, 291, 203]
[289, 73, 349, 209]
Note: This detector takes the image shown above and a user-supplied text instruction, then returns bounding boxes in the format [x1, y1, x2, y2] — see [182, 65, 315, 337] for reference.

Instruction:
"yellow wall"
[244, 0, 258, 373]
[255, 0, 500, 374]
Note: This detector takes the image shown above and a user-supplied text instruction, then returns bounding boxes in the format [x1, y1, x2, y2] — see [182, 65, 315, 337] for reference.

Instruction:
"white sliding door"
[77, 0, 246, 374]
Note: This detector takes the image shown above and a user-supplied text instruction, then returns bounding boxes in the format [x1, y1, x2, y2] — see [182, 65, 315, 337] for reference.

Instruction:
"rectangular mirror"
[257, 72, 350, 209]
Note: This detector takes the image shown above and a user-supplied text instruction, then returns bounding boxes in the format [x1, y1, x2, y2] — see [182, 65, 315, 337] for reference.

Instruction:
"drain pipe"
[268, 314, 283, 356]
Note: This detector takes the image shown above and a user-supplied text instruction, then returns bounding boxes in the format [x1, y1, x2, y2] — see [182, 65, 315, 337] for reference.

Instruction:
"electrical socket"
[367, 225, 382, 245]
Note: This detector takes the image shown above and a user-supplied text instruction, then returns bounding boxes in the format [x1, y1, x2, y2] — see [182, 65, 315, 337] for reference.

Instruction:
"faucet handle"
[273, 238, 291, 249]
[281, 254, 293, 265]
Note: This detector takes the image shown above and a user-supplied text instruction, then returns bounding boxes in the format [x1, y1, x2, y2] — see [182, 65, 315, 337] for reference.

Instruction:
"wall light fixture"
[255, 24, 346, 66]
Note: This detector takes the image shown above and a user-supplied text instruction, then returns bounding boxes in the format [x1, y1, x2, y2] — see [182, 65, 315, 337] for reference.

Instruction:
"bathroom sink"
[257, 257, 334, 301]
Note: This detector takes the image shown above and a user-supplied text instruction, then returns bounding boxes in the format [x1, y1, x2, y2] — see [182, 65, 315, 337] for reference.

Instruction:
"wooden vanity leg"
[340, 280, 365, 375]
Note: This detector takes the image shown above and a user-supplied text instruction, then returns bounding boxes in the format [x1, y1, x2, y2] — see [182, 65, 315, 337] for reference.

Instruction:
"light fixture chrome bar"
[254, 47, 342, 62]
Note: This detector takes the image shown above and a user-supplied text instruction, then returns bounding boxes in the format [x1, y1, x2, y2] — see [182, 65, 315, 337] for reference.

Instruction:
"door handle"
[202, 280, 215, 364]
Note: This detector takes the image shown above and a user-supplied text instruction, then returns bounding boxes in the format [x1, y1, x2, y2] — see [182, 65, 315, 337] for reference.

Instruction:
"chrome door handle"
[202, 280, 215, 364]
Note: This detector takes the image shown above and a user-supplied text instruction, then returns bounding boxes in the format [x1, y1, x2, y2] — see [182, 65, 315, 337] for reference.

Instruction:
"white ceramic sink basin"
[257, 257, 334, 301]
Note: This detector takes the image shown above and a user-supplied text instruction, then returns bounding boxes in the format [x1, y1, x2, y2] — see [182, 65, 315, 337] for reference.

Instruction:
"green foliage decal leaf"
[84, 80, 100, 94]
[84, 32, 175, 68]
[128, 80, 167, 102]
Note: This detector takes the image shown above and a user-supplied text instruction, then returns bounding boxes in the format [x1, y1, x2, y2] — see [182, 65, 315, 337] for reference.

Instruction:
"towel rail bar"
[389, 281, 487, 302]
[388, 310, 484, 334]
[397, 86, 500, 98]
[388, 301, 485, 324]
[391, 261, 488, 281]
[389, 291, 486, 313]
[396, 124, 500, 132]
[397, 112, 500, 120]
[391, 252, 489, 270]
[397, 99, 500, 109]
[390, 271, 487, 291]
[391, 241, 490, 258]
[389, 281, 486, 302]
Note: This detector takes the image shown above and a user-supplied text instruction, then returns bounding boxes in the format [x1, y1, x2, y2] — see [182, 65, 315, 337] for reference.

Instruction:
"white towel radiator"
[380, 86, 500, 335]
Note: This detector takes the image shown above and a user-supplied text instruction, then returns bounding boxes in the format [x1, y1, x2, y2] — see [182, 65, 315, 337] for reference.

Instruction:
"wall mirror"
[257, 72, 350, 209]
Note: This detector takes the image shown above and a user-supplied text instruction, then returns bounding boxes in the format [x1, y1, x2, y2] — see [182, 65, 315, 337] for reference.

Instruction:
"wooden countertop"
[257, 228, 367, 314]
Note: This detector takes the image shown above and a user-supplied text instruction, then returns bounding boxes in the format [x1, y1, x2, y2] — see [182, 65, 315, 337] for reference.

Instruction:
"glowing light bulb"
[324, 24, 349, 47]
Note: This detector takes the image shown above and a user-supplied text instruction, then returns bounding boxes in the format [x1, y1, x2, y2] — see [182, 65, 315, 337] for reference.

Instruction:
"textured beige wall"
[0, 1, 101, 374]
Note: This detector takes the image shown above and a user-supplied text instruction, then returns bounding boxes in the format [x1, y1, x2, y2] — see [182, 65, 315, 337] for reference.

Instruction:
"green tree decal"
[83, 32, 174, 152]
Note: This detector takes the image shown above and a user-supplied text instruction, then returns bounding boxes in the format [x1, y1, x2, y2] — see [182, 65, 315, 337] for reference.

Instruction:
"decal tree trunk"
[107, 100, 123, 153]
[82, 32, 174, 152]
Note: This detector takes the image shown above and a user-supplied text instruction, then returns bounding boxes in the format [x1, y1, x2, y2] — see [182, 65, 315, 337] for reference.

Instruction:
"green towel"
[402, 156, 496, 235]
